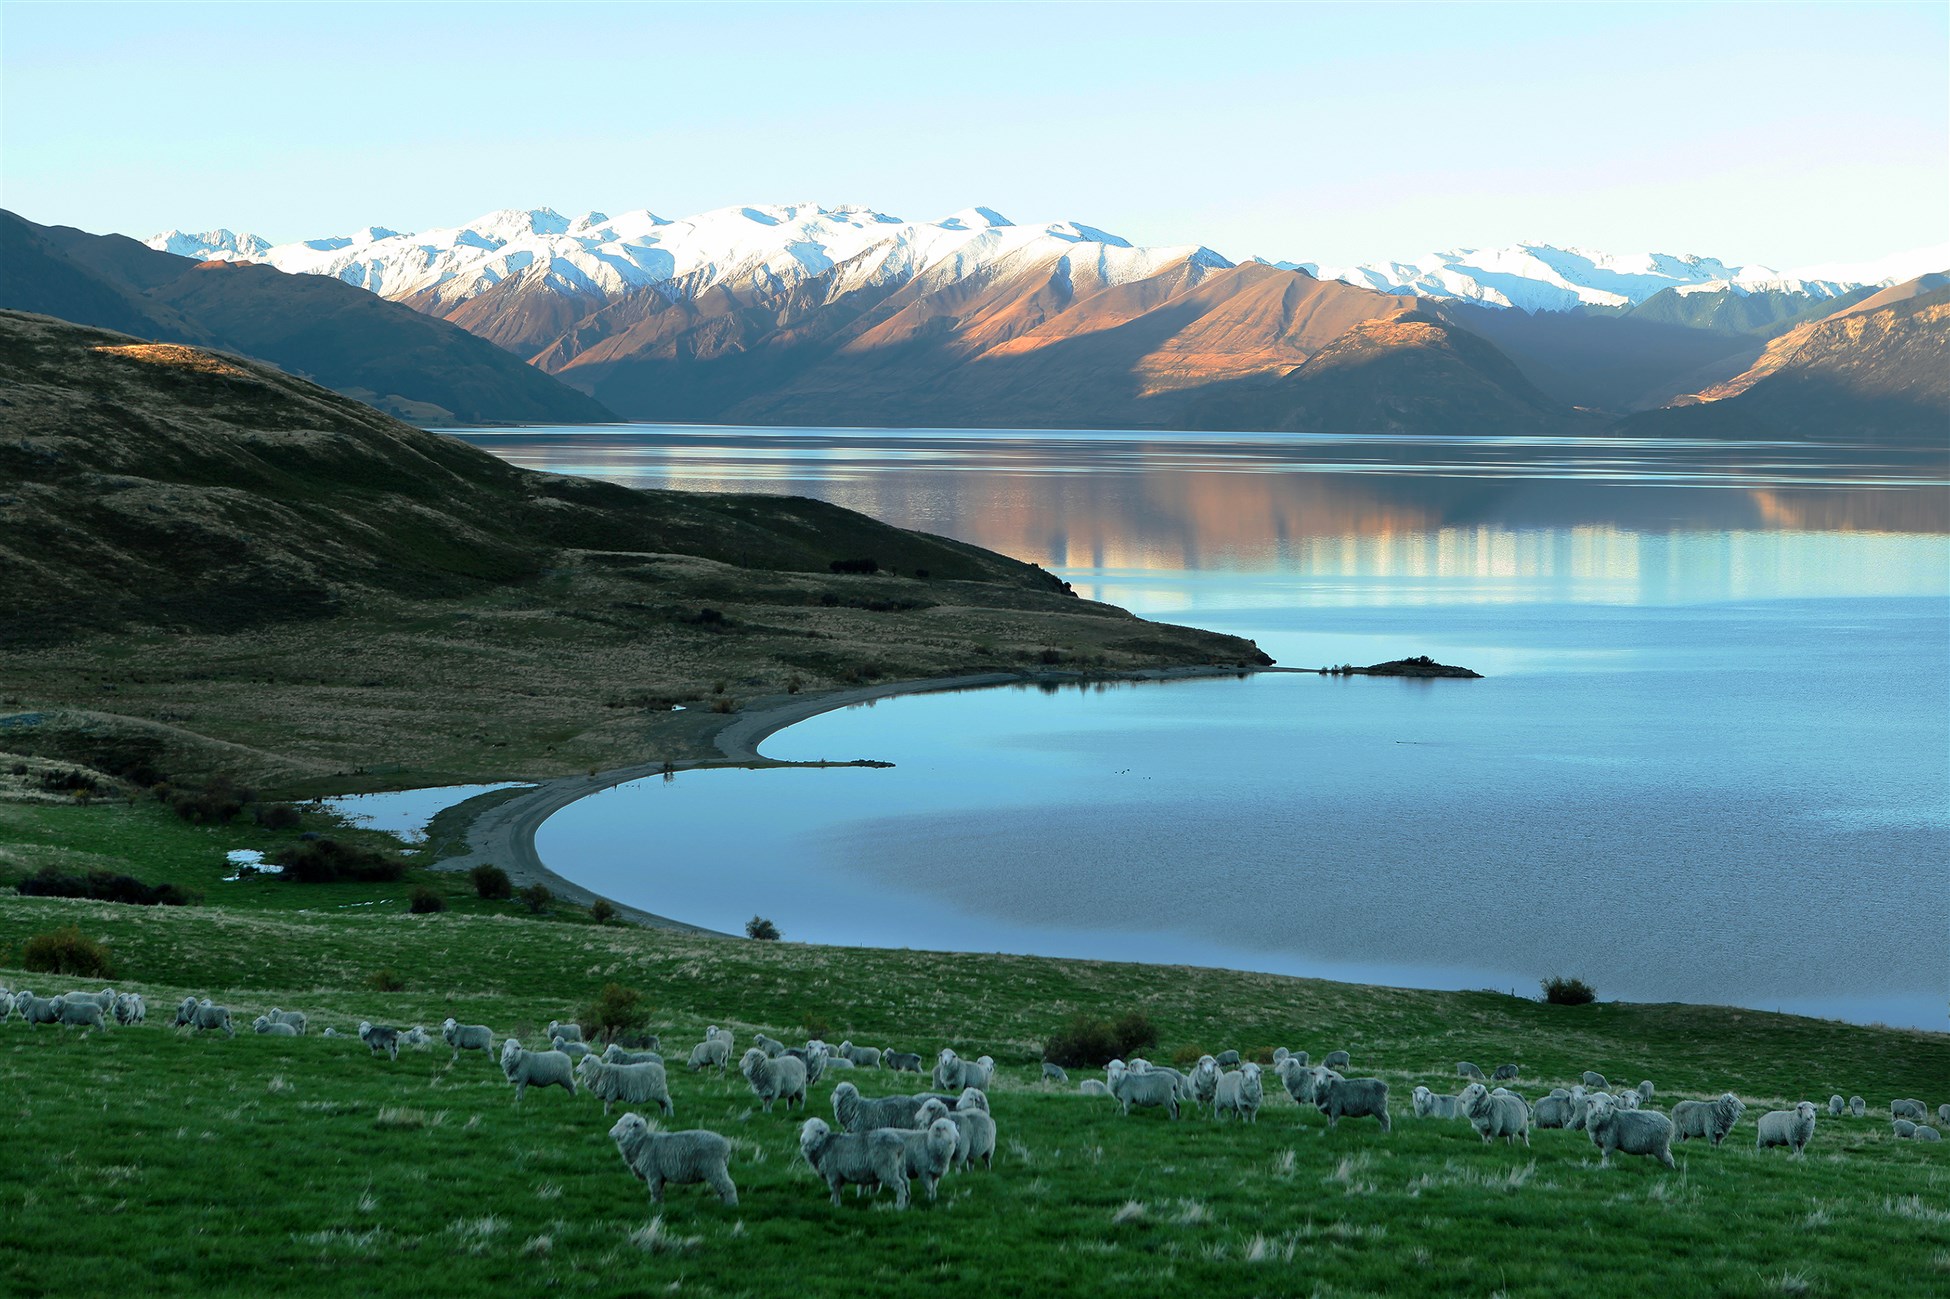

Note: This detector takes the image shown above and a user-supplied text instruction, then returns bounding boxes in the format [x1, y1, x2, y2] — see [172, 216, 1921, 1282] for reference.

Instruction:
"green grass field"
[2, 873, 1946, 1298]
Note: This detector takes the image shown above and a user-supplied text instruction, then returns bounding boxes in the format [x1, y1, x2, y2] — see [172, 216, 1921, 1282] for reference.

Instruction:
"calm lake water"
[447, 426, 1950, 1029]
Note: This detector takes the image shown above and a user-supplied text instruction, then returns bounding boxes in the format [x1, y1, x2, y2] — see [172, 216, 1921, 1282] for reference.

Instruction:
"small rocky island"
[1318, 655, 1483, 679]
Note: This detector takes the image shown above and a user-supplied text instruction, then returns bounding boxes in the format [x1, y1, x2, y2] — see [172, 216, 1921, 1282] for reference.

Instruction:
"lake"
[446, 425, 1950, 1029]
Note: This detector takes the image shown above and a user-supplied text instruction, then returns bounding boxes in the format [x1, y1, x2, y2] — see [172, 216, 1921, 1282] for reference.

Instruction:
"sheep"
[739, 1047, 807, 1114]
[264, 1008, 307, 1035]
[1042, 1062, 1068, 1084]
[1568, 1089, 1611, 1132]
[442, 1018, 495, 1063]
[921, 1096, 998, 1171]
[1323, 1050, 1351, 1071]
[1078, 1080, 1111, 1097]
[1192, 1056, 1221, 1111]
[356, 1021, 400, 1060]
[1271, 1047, 1289, 1067]
[550, 1037, 592, 1061]
[53, 997, 108, 1030]
[932, 1048, 965, 1090]
[1457, 1062, 1486, 1081]
[753, 1033, 786, 1058]
[174, 997, 235, 1036]
[799, 1118, 909, 1208]
[1285, 1050, 1310, 1069]
[1458, 1082, 1530, 1146]
[577, 1055, 673, 1117]
[1916, 1126, 1943, 1142]
[889, 1116, 962, 1200]
[546, 1021, 583, 1044]
[321, 1027, 338, 1037]
[1585, 1094, 1676, 1169]
[1892, 1119, 1919, 1139]
[609, 1113, 737, 1206]
[1533, 1092, 1576, 1129]
[16, 993, 62, 1028]
[1316, 1077, 1391, 1132]
[0, 990, 13, 1021]
[1849, 1096, 1866, 1118]
[1636, 1080, 1655, 1104]
[1214, 1062, 1264, 1123]
[781, 1046, 826, 1085]
[63, 987, 116, 1013]
[686, 1038, 731, 1073]
[1111, 1067, 1181, 1119]
[839, 1042, 883, 1069]
[831, 1081, 929, 1133]
[1146, 1065, 1194, 1105]
[884, 1051, 923, 1074]
[1213, 1050, 1242, 1068]
[602, 1044, 663, 1066]
[1891, 1099, 1929, 1122]
[1413, 1086, 1463, 1120]
[499, 1038, 576, 1102]
[1581, 1071, 1609, 1089]
[1616, 1090, 1642, 1111]
[252, 1016, 298, 1037]
[1279, 1062, 1342, 1108]
[1828, 1095, 1846, 1117]
[705, 1025, 733, 1047]
[1756, 1102, 1818, 1155]
[1492, 1064, 1521, 1081]
[1672, 1093, 1746, 1147]
[933, 1049, 994, 1091]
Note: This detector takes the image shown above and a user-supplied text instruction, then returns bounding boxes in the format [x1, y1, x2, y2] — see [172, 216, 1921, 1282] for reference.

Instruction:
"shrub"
[16, 867, 196, 907]
[710, 697, 736, 714]
[470, 864, 513, 900]
[745, 915, 781, 941]
[20, 925, 116, 978]
[409, 887, 446, 915]
[582, 983, 651, 1045]
[167, 778, 253, 825]
[1541, 975, 1597, 1006]
[273, 838, 407, 884]
[367, 968, 407, 992]
[254, 802, 302, 831]
[517, 884, 552, 915]
[1043, 1012, 1158, 1068]
[828, 557, 879, 575]
[801, 1013, 830, 1041]
[589, 899, 617, 926]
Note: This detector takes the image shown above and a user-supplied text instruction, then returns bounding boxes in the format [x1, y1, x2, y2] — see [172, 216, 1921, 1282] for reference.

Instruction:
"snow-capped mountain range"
[146, 203, 1947, 317]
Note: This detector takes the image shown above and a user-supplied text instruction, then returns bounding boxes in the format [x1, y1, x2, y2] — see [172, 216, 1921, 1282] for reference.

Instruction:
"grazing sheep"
[831, 1081, 930, 1133]
[1828, 1095, 1846, 1117]
[1891, 1099, 1929, 1122]
[1585, 1094, 1676, 1169]
[1458, 1083, 1530, 1147]
[499, 1038, 576, 1102]
[753, 1033, 787, 1058]
[17, 993, 62, 1028]
[174, 997, 235, 1036]
[1672, 1093, 1746, 1147]
[358, 1022, 400, 1061]
[1756, 1102, 1818, 1155]
[1042, 1062, 1068, 1084]
[252, 1016, 298, 1037]
[1078, 1080, 1111, 1097]
[545, 1021, 583, 1044]
[1287, 1050, 1310, 1069]
[739, 1047, 808, 1114]
[1111, 1068, 1181, 1119]
[1915, 1125, 1942, 1142]
[1457, 1062, 1486, 1081]
[1533, 1092, 1576, 1129]
[264, 1008, 307, 1035]
[686, 1038, 731, 1073]
[1213, 1050, 1242, 1068]
[1316, 1077, 1391, 1133]
[799, 1118, 908, 1209]
[1636, 1080, 1655, 1104]
[602, 1044, 663, 1066]
[1892, 1119, 1919, 1139]
[839, 1042, 883, 1069]
[550, 1037, 592, 1061]
[53, 997, 108, 1030]
[1938, 1104, 1950, 1126]
[577, 1055, 673, 1117]
[608, 1113, 737, 1206]
[884, 1051, 923, 1074]
[442, 1019, 495, 1063]
[1849, 1096, 1866, 1118]
[1581, 1071, 1609, 1090]
[891, 1116, 962, 1200]
[1192, 1056, 1221, 1111]
[1493, 1064, 1521, 1081]
[1271, 1047, 1289, 1067]
[1323, 1050, 1351, 1071]
[916, 1097, 997, 1172]
[1214, 1063, 1264, 1123]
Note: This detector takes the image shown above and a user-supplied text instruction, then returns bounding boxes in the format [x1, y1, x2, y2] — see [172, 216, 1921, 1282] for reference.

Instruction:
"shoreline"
[435, 663, 1280, 933]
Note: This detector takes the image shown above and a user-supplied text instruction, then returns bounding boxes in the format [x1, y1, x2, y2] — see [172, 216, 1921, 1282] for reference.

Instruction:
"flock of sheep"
[8, 982, 1945, 1213]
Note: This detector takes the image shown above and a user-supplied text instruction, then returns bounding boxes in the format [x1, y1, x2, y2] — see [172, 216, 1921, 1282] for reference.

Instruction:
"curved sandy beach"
[437, 665, 1270, 932]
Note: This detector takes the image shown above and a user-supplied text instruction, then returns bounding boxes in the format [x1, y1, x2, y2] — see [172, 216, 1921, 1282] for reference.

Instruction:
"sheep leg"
[828, 1178, 843, 1207]
[648, 1178, 664, 1204]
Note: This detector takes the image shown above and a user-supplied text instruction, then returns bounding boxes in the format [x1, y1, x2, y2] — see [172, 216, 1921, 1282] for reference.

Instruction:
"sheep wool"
[442, 1019, 495, 1063]
[500, 1038, 577, 1102]
[578, 1055, 674, 1117]
[1458, 1083, 1530, 1147]
[1316, 1077, 1392, 1133]
[831, 1082, 928, 1134]
[686, 1038, 731, 1073]
[609, 1113, 738, 1207]
[739, 1047, 808, 1114]
[1585, 1094, 1677, 1169]
[1755, 1102, 1818, 1155]
[799, 1118, 909, 1209]
[1672, 1093, 1745, 1147]
[893, 1117, 962, 1200]
[1214, 1062, 1264, 1124]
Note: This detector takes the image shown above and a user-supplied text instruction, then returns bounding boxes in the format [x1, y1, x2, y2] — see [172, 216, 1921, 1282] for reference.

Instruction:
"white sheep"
[1940, 1104, 1950, 1126]
[1828, 1095, 1845, 1117]
[1322, 1050, 1351, 1070]
[740, 1047, 807, 1113]
[838, 1041, 883, 1069]
[705, 1025, 733, 1046]
[1892, 1119, 1919, 1139]
[1849, 1096, 1865, 1118]
[16, 993, 62, 1027]
[799, 1118, 908, 1208]
[577, 1056, 673, 1117]
[1585, 1094, 1676, 1169]
[1493, 1064, 1521, 1081]
[550, 1037, 592, 1061]
[112, 994, 146, 1026]
[0, 990, 14, 1021]
[1756, 1102, 1817, 1155]
[1671, 1093, 1745, 1147]
[602, 1044, 662, 1066]
[442, 1018, 495, 1063]
[1413, 1086, 1462, 1120]
[686, 1038, 731, 1073]
[1214, 1062, 1264, 1123]
[264, 1008, 307, 1034]
[916, 1097, 997, 1172]
[500, 1038, 577, 1102]
[1891, 1099, 1929, 1122]
[1457, 1062, 1486, 1081]
[609, 1113, 737, 1206]
[1533, 1093, 1575, 1129]
[883, 1050, 922, 1073]
[1279, 1062, 1342, 1108]
[832, 1081, 929, 1133]
[252, 1016, 298, 1037]
[1915, 1126, 1943, 1142]
[1316, 1077, 1391, 1132]
[175, 997, 235, 1036]
[1581, 1071, 1609, 1090]
[753, 1033, 786, 1058]
[891, 1116, 962, 1200]
[1078, 1079, 1111, 1097]
[358, 1021, 400, 1061]
[1042, 1062, 1068, 1084]
[53, 997, 108, 1030]
[1192, 1056, 1221, 1111]
[1458, 1082, 1530, 1146]
[1111, 1068, 1181, 1119]
[1568, 1089, 1611, 1132]
[1636, 1080, 1655, 1104]
[546, 1020, 583, 1044]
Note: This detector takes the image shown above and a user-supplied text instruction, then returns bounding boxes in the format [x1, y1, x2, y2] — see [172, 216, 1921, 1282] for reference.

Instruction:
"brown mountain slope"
[1620, 281, 1949, 442]
[0, 211, 613, 425]
[1190, 313, 1585, 434]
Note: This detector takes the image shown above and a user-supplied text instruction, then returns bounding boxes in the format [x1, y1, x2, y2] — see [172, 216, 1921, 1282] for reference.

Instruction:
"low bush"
[1541, 975, 1597, 1006]
[517, 884, 552, 915]
[20, 925, 116, 978]
[589, 899, 617, 925]
[469, 864, 513, 900]
[746, 915, 781, 941]
[367, 968, 407, 992]
[165, 778, 253, 825]
[581, 982, 651, 1045]
[408, 887, 446, 915]
[254, 802, 302, 831]
[1043, 1011, 1158, 1068]
[828, 557, 879, 575]
[272, 839, 406, 885]
[16, 867, 196, 907]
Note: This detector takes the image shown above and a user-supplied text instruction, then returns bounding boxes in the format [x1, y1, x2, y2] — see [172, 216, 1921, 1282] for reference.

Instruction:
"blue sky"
[2, 1, 1944, 267]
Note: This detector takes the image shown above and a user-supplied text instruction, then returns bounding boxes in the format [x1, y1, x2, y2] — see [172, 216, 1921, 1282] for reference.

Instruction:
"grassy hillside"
[2, 880, 1944, 1299]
